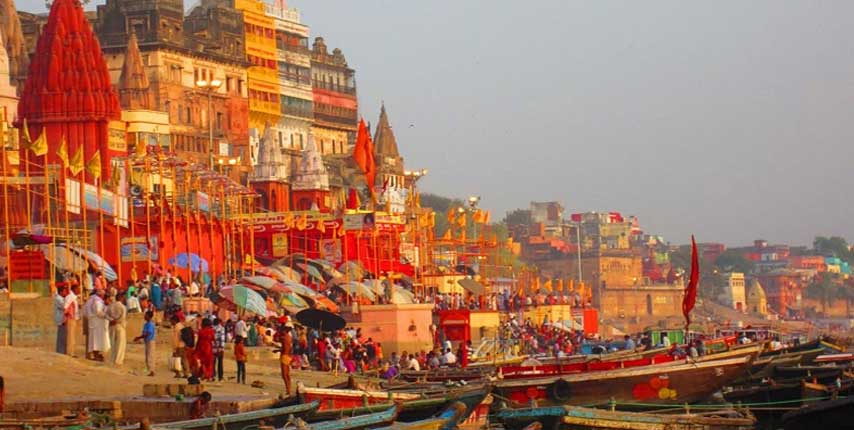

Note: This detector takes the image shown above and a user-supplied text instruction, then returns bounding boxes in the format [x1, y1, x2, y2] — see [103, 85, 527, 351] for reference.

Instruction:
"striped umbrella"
[218, 285, 269, 316]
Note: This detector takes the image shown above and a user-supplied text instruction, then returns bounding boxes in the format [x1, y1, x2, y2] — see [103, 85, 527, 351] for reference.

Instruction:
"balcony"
[249, 99, 282, 117]
[265, 3, 301, 23]
[312, 79, 356, 96]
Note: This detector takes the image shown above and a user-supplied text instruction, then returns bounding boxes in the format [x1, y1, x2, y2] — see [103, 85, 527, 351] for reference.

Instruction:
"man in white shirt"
[54, 286, 68, 354]
[443, 348, 457, 365]
[661, 332, 671, 348]
[65, 285, 80, 357]
[407, 354, 420, 371]
[235, 316, 249, 340]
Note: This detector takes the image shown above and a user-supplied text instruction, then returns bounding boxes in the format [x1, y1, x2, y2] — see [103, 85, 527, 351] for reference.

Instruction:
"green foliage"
[714, 250, 755, 274]
[669, 245, 724, 300]
[420, 193, 464, 237]
[813, 236, 853, 263]
[807, 274, 838, 312]
[503, 208, 531, 226]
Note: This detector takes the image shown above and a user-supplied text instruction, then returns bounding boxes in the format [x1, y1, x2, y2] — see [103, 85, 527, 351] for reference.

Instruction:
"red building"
[756, 270, 804, 316]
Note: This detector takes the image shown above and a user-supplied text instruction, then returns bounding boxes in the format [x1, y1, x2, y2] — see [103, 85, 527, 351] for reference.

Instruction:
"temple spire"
[118, 31, 152, 110]
[292, 134, 329, 191]
[373, 102, 400, 159]
[0, 0, 28, 94]
[252, 122, 288, 181]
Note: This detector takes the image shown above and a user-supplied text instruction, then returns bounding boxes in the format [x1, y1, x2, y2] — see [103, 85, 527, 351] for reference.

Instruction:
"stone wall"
[0, 294, 56, 347]
[346, 303, 434, 355]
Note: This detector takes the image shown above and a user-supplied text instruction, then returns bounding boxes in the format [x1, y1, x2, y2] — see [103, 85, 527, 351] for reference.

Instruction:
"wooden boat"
[759, 338, 823, 358]
[737, 352, 803, 383]
[306, 383, 491, 423]
[290, 405, 401, 430]
[723, 380, 806, 406]
[297, 384, 422, 411]
[372, 402, 467, 430]
[0, 416, 89, 430]
[772, 365, 843, 380]
[494, 355, 752, 408]
[494, 405, 755, 430]
[780, 396, 854, 430]
[814, 352, 854, 364]
[398, 367, 489, 383]
[150, 401, 319, 430]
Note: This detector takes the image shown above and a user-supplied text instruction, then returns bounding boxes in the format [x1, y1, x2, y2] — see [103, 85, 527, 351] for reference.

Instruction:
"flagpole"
[23, 144, 32, 232]
[43, 151, 55, 293]
[183, 169, 191, 284]
[1, 134, 12, 289]
[157, 159, 165, 268]
[61, 144, 73, 283]
[169, 162, 178, 278]
[97, 177, 106, 275]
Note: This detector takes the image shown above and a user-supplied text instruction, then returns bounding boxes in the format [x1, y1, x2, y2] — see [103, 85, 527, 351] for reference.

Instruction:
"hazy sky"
[19, 0, 854, 246]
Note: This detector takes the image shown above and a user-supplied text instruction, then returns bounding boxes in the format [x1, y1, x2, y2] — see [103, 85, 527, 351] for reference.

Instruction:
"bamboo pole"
[1, 136, 12, 288]
[42, 151, 55, 293]
[144, 160, 152, 273]
[183, 169, 191, 283]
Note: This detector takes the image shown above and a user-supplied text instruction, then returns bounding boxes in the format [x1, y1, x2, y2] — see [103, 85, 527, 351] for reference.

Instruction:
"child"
[234, 336, 247, 384]
[134, 310, 156, 376]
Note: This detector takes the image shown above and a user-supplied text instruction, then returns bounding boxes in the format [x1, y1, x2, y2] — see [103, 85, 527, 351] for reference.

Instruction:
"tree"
[420, 193, 464, 237]
[807, 274, 837, 314]
[714, 250, 755, 275]
[502, 208, 531, 227]
[813, 236, 852, 263]
[669, 245, 724, 300]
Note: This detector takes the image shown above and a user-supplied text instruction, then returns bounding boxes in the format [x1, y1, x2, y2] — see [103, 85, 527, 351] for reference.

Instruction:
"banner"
[83, 183, 98, 211]
[65, 178, 81, 214]
[121, 236, 158, 262]
[343, 212, 375, 231]
[114, 195, 128, 227]
[320, 239, 342, 264]
[100, 189, 116, 216]
[108, 121, 127, 152]
[272, 233, 288, 257]
[197, 191, 210, 212]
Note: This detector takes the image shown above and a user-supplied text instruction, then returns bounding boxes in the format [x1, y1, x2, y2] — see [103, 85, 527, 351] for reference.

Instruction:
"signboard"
[197, 191, 210, 212]
[272, 233, 289, 257]
[108, 121, 127, 152]
[65, 178, 81, 214]
[344, 212, 375, 231]
[120, 236, 158, 262]
[320, 239, 342, 264]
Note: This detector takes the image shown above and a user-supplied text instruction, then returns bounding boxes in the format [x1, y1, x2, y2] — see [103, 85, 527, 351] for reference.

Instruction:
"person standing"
[134, 310, 156, 376]
[54, 286, 68, 354]
[212, 318, 226, 381]
[276, 323, 293, 395]
[107, 289, 128, 365]
[171, 315, 190, 378]
[234, 336, 247, 384]
[87, 288, 110, 361]
[195, 319, 215, 381]
[65, 285, 80, 357]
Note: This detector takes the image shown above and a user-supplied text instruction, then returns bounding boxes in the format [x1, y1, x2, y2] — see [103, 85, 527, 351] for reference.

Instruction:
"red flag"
[346, 188, 360, 210]
[353, 119, 376, 196]
[682, 235, 699, 326]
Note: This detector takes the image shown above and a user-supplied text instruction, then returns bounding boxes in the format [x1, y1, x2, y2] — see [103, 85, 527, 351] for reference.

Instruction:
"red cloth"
[682, 236, 699, 326]
[195, 327, 215, 379]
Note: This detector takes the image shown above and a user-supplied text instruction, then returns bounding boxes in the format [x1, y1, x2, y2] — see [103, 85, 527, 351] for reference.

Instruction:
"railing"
[278, 71, 312, 86]
[249, 99, 282, 117]
[264, 3, 301, 23]
[281, 104, 313, 119]
[311, 79, 356, 95]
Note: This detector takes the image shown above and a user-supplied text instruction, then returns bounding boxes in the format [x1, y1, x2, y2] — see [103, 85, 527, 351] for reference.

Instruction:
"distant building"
[310, 36, 357, 155]
[700, 243, 726, 262]
[721, 272, 746, 312]
[373, 104, 406, 213]
[746, 279, 768, 315]
[756, 269, 804, 316]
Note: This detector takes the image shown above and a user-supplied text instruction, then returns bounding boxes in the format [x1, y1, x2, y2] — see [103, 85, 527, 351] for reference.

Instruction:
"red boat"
[494, 355, 752, 407]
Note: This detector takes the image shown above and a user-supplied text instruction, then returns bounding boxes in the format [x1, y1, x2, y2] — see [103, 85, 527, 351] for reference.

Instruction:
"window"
[226, 77, 234, 92]
[185, 107, 192, 124]
[278, 131, 283, 147]
[216, 112, 223, 130]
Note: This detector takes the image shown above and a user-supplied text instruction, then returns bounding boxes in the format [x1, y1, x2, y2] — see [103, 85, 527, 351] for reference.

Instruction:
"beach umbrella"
[279, 292, 309, 310]
[242, 275, 279, 290]
[12, 232, 53, 246]
[391, 285, 415, 304]
[282, 280, 318, 296]
[274, 253, 308, 268]
[295, 308, 346, 332]
[310, 258, 344, 278]
[256, 266, 296, 283]
[338, 260, 366, 281]
[270, 264, 302, 282]
[300, 293, 340, 313]
[168, 252, 209, 273]
[68, 246, 118, 281]
[38, 245, 88, 272]
[336, 282, 377, 302]
[296, 263, 325, 283]
[218, 285, 269, 316]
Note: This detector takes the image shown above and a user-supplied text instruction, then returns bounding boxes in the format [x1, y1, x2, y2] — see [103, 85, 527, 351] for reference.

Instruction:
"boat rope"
[585, 394, 847, 409]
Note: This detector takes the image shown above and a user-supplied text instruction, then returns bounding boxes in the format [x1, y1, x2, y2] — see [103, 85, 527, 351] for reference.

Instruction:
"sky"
[18, 0, 854, 247]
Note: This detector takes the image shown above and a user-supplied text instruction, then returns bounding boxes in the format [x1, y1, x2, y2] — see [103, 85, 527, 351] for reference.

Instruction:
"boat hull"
[495, 406, 755, 430]
[495, 356, 752, 408]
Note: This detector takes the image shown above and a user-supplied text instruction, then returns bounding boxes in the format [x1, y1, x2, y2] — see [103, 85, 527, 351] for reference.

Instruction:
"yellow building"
[236, 0, 282, 142]
[747, 279, 768, 315]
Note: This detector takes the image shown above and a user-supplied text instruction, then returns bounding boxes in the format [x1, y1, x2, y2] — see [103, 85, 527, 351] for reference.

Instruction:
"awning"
[458, 278, 486, 296]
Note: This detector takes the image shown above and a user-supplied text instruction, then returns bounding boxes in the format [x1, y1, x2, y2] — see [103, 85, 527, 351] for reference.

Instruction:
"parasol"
[336, 282, 378, 302]
[168, 252, 209, 273]
[391, 285, 415, 304]
[68, 246, 118, 281]
[309, 258, 344, 279]
[270, 264, 303, 282]
[256, 266, 298, 283]
[297, 263, 325, 283]
[241, 275, 281, 291]
[218, 285, 269, 316]
[39, 245, 89, 273]
[279, 292, 309, 310]
[338, 261, 366, 281]
[295, 308, 346, 332]
[274, 253, 308, 268]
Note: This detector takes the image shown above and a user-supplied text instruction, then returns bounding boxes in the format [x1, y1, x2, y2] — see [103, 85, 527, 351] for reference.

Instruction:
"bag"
[181, 326, 195, 348]
[170, 356, 183, 372]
